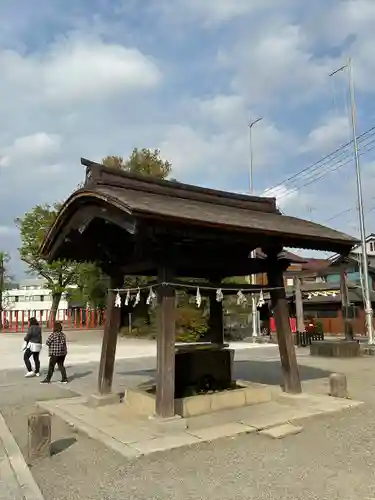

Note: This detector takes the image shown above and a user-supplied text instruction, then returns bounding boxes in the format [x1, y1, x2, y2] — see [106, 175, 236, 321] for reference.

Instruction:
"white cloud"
[154, 0, 296, 27]
[1, 1, 375, 277]
[43, 39, 162, 103]
[158, 114, 298, 186]
[301, 115, 351, 154]
[218, 22, 333, 107]
[262, 184, 299, 211]
[0, 36, 162, 106]
[197, 94, 246, 124]
[0, 133, 61, 168]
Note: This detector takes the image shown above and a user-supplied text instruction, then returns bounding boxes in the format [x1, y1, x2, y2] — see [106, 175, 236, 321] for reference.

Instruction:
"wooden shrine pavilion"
[40, 158, 358, 418]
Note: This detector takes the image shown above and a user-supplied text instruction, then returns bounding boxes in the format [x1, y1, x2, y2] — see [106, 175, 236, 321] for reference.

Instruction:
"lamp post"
[248, 116, 263, 338]
[330, 58, 374, 343]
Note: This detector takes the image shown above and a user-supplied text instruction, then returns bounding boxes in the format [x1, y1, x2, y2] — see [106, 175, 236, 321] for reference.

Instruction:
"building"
[283, 237, 375, 334]
[2, 278, 69, 323]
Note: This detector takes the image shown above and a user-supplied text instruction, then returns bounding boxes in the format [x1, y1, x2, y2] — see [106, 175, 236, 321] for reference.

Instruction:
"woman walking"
[41, 322, 68, 384]
[23, 317, 42, 377]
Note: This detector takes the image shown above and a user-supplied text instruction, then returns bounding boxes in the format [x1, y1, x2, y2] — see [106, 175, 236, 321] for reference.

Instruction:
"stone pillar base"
[88, 393, 120, 408]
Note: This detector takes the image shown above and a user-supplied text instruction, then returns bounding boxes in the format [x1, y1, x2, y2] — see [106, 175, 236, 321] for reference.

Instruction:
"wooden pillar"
[340, 265, 353, 340]
[294, 276, 305, 333]
[155, 267, 176, 418]
[267, 260, 302, 394]
[208, 290, 224, 344]
[98, 275, 122, 394]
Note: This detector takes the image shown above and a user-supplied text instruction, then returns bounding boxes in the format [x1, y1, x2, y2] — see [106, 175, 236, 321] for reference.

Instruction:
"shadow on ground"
[234, 360, 332, 385]
[51, 437, 77, 456]
[67, 371, 93, 382]
[119, 360, 332, 386]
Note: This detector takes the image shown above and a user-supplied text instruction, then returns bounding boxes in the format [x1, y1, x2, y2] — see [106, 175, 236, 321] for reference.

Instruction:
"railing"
[0, 308, 105, 332]
[295, 331, 324, 347]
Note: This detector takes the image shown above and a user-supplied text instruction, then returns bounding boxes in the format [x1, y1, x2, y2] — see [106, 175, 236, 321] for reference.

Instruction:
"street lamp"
[329, 58, 374, 344]
[248, 116, 263, 338]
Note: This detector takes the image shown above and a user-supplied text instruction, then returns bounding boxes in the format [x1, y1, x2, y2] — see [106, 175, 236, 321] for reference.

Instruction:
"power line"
[324, 196, 375, 226]
[274, 133, 375, 201]
[264, 125, 375, 197]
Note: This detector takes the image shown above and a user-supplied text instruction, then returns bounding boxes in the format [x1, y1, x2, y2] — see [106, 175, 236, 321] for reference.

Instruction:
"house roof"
[40, 158, 359, 262]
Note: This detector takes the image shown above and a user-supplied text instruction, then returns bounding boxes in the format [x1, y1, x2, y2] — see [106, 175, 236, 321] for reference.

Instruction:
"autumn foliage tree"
[102, 148, 172, 179]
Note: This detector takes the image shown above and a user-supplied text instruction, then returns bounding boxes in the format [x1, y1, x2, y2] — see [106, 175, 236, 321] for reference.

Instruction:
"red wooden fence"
[1, 308, 105, 332]
[270, 317, 297, 333]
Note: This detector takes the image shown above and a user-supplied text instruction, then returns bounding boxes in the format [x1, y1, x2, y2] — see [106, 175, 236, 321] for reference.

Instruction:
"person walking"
[40, 322, 68, 384]
[23, 317, 42, 377]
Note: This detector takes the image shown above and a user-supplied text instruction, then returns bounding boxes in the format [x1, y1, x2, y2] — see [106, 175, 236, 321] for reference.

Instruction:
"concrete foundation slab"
[37, 378, 364, 459]
[128, 433, 201, 455]
[188, 422, 256, 441]
[259, 423, 303, 439]
[239, 403, 319, 430]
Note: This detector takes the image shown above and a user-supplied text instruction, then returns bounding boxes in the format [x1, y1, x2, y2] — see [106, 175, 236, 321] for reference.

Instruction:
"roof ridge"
[82, 158, 278, 214]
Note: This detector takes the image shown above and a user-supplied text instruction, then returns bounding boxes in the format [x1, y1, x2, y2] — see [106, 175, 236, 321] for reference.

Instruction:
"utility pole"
[330, 58, 374, 343]
[248, 116, 263, 339]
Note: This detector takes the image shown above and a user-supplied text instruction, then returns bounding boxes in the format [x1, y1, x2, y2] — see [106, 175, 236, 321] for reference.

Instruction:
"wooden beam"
[267, 261, 301, 394]
[155, 268, 176, 418]
[98, 275, 122, 394]
[206, 290, 224, 344]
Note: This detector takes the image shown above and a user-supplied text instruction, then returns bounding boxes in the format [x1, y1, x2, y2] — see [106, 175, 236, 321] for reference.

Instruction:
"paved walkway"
[2, 348, 375, 499]
[0, 333, 272, 371]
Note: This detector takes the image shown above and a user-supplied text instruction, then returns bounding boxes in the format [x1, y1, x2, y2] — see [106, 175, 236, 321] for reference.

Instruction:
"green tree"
[0, 251, 11, 330]
[102, 148, 171, 179]
[15, 204, 82, 323]
[67, 263, 109, 309]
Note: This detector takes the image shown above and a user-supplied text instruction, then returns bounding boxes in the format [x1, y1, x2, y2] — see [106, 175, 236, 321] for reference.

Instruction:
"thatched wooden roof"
[40, 158, 358, 267]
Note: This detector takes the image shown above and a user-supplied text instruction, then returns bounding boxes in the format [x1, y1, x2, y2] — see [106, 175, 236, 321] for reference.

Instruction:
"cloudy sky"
[1, 0, 375, 277]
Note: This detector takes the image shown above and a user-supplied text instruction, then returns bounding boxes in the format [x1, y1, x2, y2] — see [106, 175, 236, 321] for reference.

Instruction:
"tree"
[15, 204, 82, 323]
[0, 251, 11, 331]
[67, 263, 109, 309]
[102, 148, 172, 179]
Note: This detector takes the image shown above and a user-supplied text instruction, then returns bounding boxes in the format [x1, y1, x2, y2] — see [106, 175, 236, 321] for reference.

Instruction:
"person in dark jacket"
[23, 317, 42, 377]
[40, 322, 68, 384]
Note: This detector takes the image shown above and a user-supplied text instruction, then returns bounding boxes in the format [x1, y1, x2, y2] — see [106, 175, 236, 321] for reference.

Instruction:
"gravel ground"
[1, 352, 375, 500]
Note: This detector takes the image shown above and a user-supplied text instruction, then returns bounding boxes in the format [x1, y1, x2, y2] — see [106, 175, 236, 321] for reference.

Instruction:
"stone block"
[310, 340, 360, 358]
[259, 423, 303, 439]
[88, 393, 120, 408]
[243, 386, 272, 406]
[175, 394, 211, 417]
[210, 388, 246, 412]
[329, 373, 348, 399]
[125, 389, 156, 416]
[28, 411, 51, 461]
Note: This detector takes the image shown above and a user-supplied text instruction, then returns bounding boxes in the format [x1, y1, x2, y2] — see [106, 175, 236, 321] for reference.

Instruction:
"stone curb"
[0, 412, 44, 500]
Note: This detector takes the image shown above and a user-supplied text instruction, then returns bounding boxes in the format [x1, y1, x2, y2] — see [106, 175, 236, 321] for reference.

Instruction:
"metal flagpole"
[330, 58, 374, 343]
[248, 116, 263, 339]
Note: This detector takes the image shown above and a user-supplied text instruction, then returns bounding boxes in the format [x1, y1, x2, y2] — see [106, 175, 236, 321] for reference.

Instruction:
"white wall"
[351, 238, 375, 256]
[2, 287, 69, 322]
